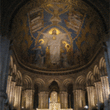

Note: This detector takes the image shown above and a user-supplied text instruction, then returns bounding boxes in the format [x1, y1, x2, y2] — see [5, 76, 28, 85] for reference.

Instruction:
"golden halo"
[49, 28, 60, 35]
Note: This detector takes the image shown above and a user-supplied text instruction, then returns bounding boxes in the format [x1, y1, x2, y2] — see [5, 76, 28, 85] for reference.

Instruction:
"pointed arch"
[48, 79, 61, 89]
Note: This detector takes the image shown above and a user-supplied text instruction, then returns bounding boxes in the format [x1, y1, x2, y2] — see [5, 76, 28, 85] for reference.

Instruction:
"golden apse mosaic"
[11, 0, 105, 71]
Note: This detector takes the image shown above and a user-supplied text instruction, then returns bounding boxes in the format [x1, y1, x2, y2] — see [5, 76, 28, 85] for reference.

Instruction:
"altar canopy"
[37, 91, 73, 110]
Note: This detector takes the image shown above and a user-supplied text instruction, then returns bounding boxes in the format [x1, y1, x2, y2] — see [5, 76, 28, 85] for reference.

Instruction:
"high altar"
[37, 91, 73, 110]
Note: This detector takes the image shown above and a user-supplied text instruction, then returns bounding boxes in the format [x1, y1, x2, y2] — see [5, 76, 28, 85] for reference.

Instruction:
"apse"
[10, 0, 105, 73]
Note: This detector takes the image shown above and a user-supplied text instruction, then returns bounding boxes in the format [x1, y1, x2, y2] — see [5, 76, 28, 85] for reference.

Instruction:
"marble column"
[11, 81, 16, 108]
[8, 80, 16, 109]
[14, 85, 22, 110]
[60, 91, 68, 109]
[94, 81, 103, 110]
[38, 92, 45, 109]
[25, 89, 35, 110]
[6, 75, 12, 101]
[0, 36, 10, 110]
[101, 76, 109, 110]
[73, 90, 85, 110]
[87, 86, 95, 110]
[44, 92, 49, 108]
[9, 80, 13, 104]
[38, 91, 49, 109]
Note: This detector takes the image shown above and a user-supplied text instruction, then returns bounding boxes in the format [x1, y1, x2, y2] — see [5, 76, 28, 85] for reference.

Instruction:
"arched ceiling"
[1, 0, 109, 74]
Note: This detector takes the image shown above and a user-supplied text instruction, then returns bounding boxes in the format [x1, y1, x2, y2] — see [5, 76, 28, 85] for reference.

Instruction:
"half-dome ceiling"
[11, 0, 105, 71]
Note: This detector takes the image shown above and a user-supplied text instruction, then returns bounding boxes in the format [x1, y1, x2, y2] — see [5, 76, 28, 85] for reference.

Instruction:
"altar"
[37, 91, 73, 110]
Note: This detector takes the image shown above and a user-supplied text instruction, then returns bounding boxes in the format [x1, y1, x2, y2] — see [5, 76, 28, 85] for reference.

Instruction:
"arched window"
[49, 81, 60, 104]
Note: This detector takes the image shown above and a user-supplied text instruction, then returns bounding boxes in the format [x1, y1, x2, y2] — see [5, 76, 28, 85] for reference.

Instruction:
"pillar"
[44, 92, 49, 108]
[25, 89, 35, 110]
[11, 81, 16, 108]
[73, 90, 86, 110]
[38, 92, 45, 109]
[94, 81, 103, 110]
[8, 80, 16, 109]
[9, 80, 14, 104]
[87, 86, 95, 110]
[101, 76, 109, 110]
[60, 91, 68, 109]
[6, 75, 12, 99]
[14, 85, 22, 110]
[0, 36, 10, 110]
[38, 91, 49, 109]
[103, 33, 110, 109]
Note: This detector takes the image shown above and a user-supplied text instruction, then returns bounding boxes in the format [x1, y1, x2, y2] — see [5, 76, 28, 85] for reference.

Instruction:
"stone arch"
[10, 56, 13, 68]
[48, 79, 61, 89]
[86, 71, 94, 86]
[49, 81, 60, 93]
[99, 57, 104, 69]
[75, 75, 86, 90]
[33, 78, 45, 91]
[13, 64, 17, 74]
[16, 70, 22, 85]
[11, 64, 17, 81]
[23, 75, 32, 89]
[93, 65, 100, 81]
[63, 78, 74, 89]
[8, 56, 14, 75]
[48, 80, 60, 104]
[99, 57, 107, 76]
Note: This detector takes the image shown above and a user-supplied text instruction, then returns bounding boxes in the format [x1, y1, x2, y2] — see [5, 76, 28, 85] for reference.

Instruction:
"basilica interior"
[0, 0, 110, 110]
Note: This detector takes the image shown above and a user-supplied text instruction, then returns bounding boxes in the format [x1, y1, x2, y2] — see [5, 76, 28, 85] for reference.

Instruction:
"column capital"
[73, 89, 85, 93]
[15, 85, 22, 90]
[94, 81, 101, 84]
[60, 91, 67, 94]
[7, 75, 12, 79]
[16, 84, 22, 87]
[86, 85, 94, 88]
[101, 75, 108, 78]
[11, 80, 16, 83]
[25, 89, 35, 93]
